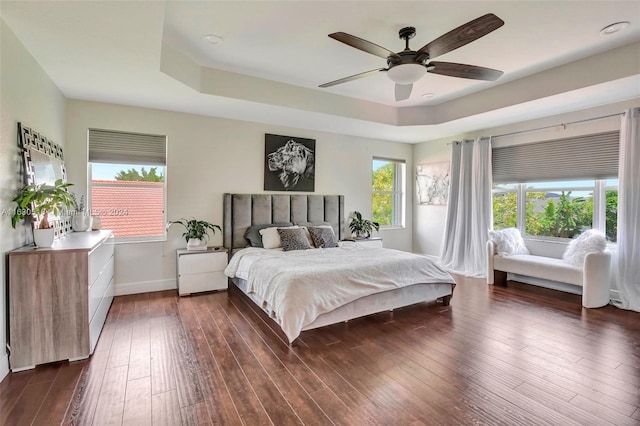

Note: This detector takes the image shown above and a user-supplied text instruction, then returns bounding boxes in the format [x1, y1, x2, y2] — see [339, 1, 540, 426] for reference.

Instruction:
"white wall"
[0, 20, 67, 381]
[413, 98, 640, 257]
[65, 100, 413, 294]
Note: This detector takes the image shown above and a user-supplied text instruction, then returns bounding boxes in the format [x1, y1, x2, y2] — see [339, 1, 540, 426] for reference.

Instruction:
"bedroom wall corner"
[412, 138, 451, 257]
[0, 19, 67, 382]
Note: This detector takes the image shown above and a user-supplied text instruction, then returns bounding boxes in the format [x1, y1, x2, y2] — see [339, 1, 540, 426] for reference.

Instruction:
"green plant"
[167, 218, 221, 243]
[11, 179, 75, 229]
[348, 211, 380, 238]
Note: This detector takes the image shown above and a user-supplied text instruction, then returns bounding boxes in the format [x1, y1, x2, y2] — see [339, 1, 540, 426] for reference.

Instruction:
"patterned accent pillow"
[277, 228, 311, 251]
[308, 226, 339, 248]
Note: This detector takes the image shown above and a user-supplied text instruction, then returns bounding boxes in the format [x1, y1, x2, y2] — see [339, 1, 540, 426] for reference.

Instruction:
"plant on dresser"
[11, 179, 75, 247]
[167, 217, 222, 250]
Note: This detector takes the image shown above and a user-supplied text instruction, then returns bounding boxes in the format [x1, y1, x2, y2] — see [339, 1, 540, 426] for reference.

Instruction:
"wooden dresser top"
[10, 230, 113, 255]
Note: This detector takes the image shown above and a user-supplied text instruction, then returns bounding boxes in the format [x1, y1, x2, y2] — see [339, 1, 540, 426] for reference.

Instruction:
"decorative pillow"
[488, 228, 529, 256]
[244, 222, 293, 247]
[259, 226, 298, 249]
[562, 229, 607, 267]
[277, 228, 311, 251]
[308, 226, 339, 248]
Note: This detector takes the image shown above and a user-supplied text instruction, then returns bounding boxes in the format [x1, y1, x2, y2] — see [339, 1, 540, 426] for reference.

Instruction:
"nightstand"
[176, 247, 228, 296]
[344, 237, 383, 248]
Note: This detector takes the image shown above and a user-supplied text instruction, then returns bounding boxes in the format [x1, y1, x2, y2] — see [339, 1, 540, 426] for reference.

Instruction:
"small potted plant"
[167, 218, 221, 250]
[348, 211, 380, 239]
[11, 179, 75, 247]
[70, 192, 90, 232]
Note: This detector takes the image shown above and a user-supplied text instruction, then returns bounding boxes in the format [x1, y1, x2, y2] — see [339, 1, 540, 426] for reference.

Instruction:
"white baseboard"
[0, 357, 9, 383]
[114, 279, 176, 296]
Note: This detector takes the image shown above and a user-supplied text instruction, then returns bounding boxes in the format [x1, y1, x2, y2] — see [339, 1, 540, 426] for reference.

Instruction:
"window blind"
[88, 129, 167, 165]
[373, 156, 406, 164]
[492, 131, 619, 183]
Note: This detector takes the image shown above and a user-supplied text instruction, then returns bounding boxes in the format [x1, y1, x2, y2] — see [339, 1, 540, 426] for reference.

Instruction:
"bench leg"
[494, 270, 507, 286]
[441, 295, 452, 306]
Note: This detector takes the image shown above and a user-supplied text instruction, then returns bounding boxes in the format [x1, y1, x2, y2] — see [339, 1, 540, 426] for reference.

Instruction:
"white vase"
[187, 238, 206, 250]
[33, 228, 55, 248]
[72, 214, 90, 232]
[91, 215, 102, 230]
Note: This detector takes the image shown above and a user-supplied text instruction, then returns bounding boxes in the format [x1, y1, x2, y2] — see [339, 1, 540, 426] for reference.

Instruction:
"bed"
[223, 193, 455, 343]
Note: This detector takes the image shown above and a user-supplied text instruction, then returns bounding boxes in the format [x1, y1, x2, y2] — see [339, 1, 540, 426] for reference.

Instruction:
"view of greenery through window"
[115, 166, 164, 182]
[493, 181, 618, 242]
[372, 162, 393, 226]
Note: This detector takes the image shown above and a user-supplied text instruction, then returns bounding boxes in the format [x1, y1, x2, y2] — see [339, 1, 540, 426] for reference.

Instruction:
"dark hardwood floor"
[1, 276, 639, 425]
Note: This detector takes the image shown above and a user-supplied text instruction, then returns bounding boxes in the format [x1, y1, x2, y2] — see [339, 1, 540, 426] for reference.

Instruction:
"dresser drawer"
[178, 251, 227, 275]
[89, 236, 114, 285]
[89, 254, 114, 323]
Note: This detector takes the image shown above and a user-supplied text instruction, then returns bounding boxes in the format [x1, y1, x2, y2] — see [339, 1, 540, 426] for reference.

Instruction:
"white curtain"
[440, 137, 493, 277]
[615, 107, 640, 311]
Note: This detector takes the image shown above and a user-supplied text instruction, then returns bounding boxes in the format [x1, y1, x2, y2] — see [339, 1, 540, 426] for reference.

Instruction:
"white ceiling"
[2, 1, 640, 143]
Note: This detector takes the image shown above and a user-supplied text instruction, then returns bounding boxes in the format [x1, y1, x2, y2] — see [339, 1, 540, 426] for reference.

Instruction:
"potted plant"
[167, 218, 221, 250]
[11, 179, 75, 247]
[70, 192, 90, 232]
[348, 211, 380, 239]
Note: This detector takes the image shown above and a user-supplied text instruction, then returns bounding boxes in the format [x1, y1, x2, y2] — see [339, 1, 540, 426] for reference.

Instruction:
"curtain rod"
[490, 112, 623, 139]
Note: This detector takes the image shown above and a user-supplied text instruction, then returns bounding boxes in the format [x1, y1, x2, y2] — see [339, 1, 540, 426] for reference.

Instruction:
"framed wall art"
[416, 161, 450, 205]
[264, 133, 315, 192]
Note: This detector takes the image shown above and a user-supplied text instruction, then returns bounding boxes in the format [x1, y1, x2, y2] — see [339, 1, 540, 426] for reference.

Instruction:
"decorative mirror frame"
[18, 123, 72, 238]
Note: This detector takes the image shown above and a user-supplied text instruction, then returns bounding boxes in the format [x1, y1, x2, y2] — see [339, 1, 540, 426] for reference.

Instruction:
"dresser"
[8, 230, 115, 371]
[176, 247, 228, 296]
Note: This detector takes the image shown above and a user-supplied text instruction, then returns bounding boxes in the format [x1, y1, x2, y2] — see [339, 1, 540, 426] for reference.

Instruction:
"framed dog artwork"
[264, 134, 315, 192]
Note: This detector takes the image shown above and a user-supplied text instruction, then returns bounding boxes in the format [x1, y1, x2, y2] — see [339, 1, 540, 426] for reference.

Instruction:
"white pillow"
[562, 229, 607, 267]
[259, 226, 298, 249]
[488, 228, 529, 256]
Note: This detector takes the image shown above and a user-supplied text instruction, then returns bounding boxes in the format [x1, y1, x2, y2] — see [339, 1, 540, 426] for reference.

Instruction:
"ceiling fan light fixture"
[387, 63, 427, 84]
[600, 21, 630, 35]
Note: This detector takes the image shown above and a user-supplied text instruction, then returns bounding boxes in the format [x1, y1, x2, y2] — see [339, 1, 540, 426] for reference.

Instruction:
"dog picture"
[264, 134, 315, 191]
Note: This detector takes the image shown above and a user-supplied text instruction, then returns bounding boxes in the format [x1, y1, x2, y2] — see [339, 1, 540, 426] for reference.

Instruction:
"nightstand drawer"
[178, 251, 227, 274]
[179, 271, 227, 296]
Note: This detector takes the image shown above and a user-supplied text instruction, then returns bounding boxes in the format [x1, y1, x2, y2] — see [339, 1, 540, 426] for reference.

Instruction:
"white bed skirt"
[231, 278, 453, 335]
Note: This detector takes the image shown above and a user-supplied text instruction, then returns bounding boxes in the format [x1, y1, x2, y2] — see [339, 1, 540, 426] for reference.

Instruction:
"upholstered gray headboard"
[223, 193, 345, 253]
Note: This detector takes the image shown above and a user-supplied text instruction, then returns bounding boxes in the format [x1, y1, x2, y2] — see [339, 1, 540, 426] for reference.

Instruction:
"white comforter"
[225, 245, 455, 342]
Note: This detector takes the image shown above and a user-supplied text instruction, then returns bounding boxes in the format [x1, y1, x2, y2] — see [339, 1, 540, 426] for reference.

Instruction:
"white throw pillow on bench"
[562, 229, 607, 267]
[488, 227, 529, 256]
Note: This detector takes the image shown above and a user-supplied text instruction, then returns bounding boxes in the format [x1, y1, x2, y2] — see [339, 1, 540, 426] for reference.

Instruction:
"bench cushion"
[494, 254, 582, 286]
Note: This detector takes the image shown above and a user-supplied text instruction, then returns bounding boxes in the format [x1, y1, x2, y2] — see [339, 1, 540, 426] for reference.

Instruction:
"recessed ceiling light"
[421, 93, 436, 99]
[600, 21, 630, 36]
[202, 34, 224, 45]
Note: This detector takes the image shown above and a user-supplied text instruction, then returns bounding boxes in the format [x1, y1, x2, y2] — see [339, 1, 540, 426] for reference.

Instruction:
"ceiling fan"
[319, 13, 505, 101]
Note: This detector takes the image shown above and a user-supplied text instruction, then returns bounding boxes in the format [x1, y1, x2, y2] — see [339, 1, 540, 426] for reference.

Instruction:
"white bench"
[486, 240, 611, 308]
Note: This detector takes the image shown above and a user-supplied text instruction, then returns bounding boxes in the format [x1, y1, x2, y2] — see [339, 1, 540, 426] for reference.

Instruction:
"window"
[88, 129, 167, 242]
[492, 130, 619, 242]
[372, 158, 405, 227]
[492, 179, 618, 242]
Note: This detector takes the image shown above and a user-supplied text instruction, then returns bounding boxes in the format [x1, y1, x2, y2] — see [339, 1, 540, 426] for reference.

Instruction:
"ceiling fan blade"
[395, 83, 413, 101]
[417, 13, 504, 60]
[329, 32, 400, 60]
[428, 61, 503, 81]
[319, 68, 387, 88]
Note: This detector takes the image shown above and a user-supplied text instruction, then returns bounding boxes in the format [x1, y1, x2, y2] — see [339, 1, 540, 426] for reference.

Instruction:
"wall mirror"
[18, 123, 72, 237]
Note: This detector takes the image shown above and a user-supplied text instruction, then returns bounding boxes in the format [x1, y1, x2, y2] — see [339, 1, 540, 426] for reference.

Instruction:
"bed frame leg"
[441, 295, 452, 306]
